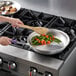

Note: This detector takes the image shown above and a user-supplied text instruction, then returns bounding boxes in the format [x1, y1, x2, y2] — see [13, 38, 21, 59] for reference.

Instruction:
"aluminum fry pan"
[27, 29, 70, 55]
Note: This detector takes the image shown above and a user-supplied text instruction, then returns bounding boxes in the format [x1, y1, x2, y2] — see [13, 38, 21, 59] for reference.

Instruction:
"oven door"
[0, 70, 18, 76]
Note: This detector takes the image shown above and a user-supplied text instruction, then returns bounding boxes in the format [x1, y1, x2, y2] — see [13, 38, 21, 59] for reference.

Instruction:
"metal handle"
[11, 39, 26, 45]
[11, 39, 17, 44]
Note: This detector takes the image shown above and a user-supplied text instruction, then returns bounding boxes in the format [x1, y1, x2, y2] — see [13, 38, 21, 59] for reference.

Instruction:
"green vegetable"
[31, 33, 61, 45]
[53, 38, 61, 43]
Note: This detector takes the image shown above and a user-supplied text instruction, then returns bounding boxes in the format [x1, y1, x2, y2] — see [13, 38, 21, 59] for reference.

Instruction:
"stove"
[0, 8, 76, 76]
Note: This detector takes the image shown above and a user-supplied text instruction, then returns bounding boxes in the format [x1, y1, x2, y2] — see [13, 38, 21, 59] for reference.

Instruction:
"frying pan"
[0, 1, 21, 16]
[27, 29, 70, 55]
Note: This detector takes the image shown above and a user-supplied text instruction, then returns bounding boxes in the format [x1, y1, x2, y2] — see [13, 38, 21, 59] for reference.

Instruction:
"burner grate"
[0, 8, 76, 60]
[13, 8, 56, 27]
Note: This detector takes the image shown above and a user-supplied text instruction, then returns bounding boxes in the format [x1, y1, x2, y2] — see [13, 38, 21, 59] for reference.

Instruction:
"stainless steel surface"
[0, 45, 63, 76]
[59, 47, 76, 76]
[0, 71, 18, 76]
[27, 29, 70, 55]
[9, 0, 76, 20]
[0, 0, 21, 15]
[0, 44, 76, 76]
[0, 45, 63, 70]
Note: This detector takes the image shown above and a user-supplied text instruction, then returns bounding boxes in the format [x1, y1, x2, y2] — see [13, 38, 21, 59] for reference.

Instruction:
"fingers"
[18, 22, 23, 24]
[0, 37, 12, 46]
[16, 19, 23, 24]
[7, 38, 12, 44]
[3, 38, 11, 46]
[3, 40, 11, 46]
[12, 25, 17, 27]
[11, 19, 24, 28]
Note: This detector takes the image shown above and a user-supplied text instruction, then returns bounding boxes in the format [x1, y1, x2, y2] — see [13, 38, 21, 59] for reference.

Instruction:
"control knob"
[30, 67, 37, 76]
[46, 74, 52, 76]
[45, 72, 52, 76]
[8, 62, 16, 70]
[0, 57, 3, 65]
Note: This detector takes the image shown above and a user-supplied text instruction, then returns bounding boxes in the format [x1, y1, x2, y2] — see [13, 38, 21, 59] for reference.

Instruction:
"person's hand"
[0, 36, 11, 46]
[9, 18, 24, 27]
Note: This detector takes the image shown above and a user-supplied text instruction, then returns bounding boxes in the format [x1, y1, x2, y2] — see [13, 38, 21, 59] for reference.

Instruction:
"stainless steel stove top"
[0, 8, 76, 76]
[0, 8, 76, 60]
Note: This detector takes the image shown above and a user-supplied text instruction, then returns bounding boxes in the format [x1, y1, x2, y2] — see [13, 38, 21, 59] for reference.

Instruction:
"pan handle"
[11, 39, 17, 44]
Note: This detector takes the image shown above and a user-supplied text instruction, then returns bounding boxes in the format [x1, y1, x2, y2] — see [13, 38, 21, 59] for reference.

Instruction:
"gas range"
[0, 8, 76, 76]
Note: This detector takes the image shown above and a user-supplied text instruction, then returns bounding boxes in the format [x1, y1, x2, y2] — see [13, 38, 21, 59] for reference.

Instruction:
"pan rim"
[27, 28, 70, 55]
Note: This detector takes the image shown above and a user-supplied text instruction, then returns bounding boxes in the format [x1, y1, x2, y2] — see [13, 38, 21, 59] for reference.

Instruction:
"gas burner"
[20, 36, 27, 42]
[12, 36, 27, 43]
[13, 8, 56, 27]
